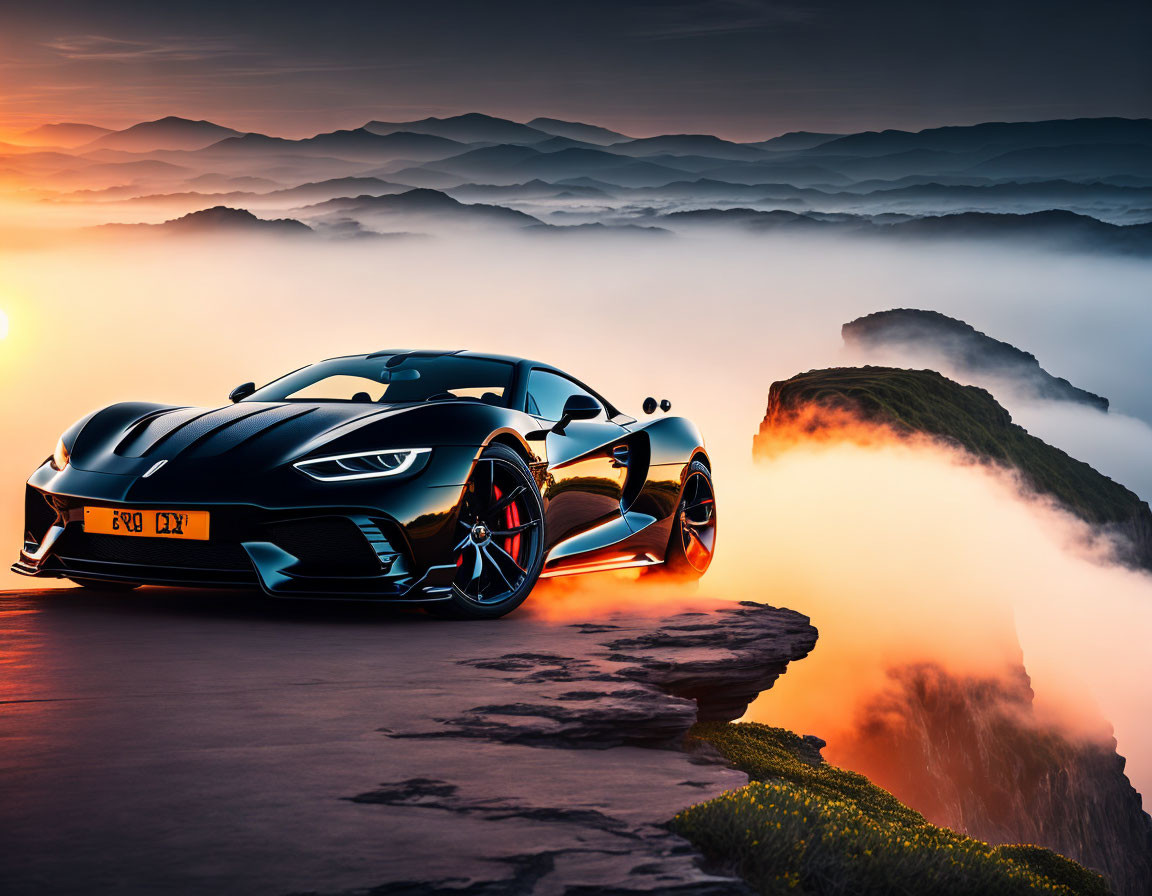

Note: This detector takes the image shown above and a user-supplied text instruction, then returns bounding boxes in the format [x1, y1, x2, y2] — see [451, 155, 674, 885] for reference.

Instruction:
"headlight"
[51, 436, 70, 471]
[293, 448, 431, 482]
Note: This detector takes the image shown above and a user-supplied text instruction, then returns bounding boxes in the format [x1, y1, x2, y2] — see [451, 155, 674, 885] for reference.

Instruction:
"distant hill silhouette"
[84, 117, 244, 151]
[19, 122, 113, 147]
[45, 158, 194, 189]
[686, 162, 850, 186]
[857, 179, 1152, 204]
[206, 128, 467, 162]
[663, 207, 824, 231]
[630, 178, 812, 199]
[301, 188, 540, 231]
[527, 117, 633, 145]
[609, 134, 769, 161]
[661, 206, 1152, 254]
[791, 179, 1152, 223]
[419, 144, 691, 188]
[808, 118, 1152, 158]
[529, 136, 602, 152]
[965, 144, 1152, 180]
[518, 151, 694, 188]
[186, 173, 282, 191]
[552, 176, 623, 192]
[117, 177, 413, 210]
[196, 132, 294, 152]
[362, 113, 552, 145]
[525, 222, 672, 238]
[425, 144, 541, 177]
[380, 167, 471, 189]
[96, 206, 312, 235]
[160, 206, 312, 233]
[882, 209, 1152, 253]
[814, 148, 979, 180]
[750, 131, 844, 152]
[265, 176, 410, 202]
[447, 179, 612, 200]
[842, 309, 1110, 410]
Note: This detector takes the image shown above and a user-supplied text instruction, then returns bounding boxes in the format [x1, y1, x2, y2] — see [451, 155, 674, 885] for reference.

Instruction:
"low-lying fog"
[1, 231, 1149, 796]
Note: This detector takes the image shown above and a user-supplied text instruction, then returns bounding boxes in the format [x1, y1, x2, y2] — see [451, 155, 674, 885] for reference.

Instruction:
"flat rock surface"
[0, 586, 816, 895]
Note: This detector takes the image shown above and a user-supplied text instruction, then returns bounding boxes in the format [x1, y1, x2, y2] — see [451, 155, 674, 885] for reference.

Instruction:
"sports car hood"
[67, 400, 432, 477]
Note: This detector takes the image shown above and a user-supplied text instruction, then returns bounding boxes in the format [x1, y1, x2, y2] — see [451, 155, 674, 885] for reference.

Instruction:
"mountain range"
[8, 113, 1152, 245]
[95, 206, 313, 236]
[82, 116, 245, 151]
[18, 122, 113, 147]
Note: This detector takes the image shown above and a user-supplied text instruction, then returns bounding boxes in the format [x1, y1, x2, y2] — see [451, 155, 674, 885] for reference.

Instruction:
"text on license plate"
[84, 507, 210, 540]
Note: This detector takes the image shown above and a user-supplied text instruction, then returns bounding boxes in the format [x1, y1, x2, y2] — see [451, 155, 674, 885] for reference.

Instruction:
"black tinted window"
[247, 356, 514, 404]
[526, 369, 602, 421]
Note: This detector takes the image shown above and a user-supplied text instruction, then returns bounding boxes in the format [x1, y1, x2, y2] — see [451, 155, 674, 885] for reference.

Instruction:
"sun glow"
[0, 308, 8, 340]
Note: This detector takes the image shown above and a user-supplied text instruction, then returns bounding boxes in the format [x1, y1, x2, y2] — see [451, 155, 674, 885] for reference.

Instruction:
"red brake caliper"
[491, 485, 521, 560]
[457, 484, 522, 568]
[505, 489, 521, 560]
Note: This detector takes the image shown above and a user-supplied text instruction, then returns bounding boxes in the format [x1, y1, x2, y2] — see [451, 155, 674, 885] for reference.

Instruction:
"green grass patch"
[672, 723, 1111, 896]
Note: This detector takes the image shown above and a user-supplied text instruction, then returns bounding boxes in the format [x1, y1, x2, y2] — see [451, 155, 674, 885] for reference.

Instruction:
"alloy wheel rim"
[453, 457, 542, 604]
[678, 470, 716, 573]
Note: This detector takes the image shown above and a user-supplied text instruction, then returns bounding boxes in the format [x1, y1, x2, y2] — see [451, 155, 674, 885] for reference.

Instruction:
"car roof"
[327, 348, 558, 371]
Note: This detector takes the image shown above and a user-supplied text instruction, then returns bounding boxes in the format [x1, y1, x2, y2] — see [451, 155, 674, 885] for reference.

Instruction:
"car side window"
[526, 369, 604, 422]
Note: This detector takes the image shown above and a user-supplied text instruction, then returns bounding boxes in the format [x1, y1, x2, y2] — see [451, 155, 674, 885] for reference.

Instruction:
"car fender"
[622, 416, 707, 547]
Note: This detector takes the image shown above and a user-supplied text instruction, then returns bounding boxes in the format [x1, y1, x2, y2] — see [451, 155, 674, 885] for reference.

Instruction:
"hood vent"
[115, 402, 402, 462]
[115, 407, 208, 457]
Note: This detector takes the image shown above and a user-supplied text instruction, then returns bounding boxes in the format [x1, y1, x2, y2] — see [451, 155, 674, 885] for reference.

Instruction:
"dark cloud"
[42, 34, 239, 62]
[627, 0, 822, 39]
[2, 0, 1149, 138]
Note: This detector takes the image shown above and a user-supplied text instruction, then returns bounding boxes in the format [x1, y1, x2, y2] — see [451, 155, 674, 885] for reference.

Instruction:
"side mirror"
[553, 393, 601, 435]
[229, 382, 256, 403]
[660, 399, 671, 412]
[642, 397, 658, 415]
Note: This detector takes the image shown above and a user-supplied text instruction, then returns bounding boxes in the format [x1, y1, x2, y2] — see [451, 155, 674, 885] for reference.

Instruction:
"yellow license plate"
[84, 507, 210, 540]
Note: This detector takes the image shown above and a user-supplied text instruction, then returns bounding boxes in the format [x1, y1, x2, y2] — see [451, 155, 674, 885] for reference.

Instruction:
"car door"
[526, 369, 629, 552]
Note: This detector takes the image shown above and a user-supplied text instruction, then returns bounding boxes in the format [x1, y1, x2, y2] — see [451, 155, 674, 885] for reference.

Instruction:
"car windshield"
[245, 355, 515, 405]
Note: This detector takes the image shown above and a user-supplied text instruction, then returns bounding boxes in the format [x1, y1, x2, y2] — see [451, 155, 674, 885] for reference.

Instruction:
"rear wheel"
[66, 577, 141, 591]
[660, 461, 717, 578]
[432, 443, 545, 619]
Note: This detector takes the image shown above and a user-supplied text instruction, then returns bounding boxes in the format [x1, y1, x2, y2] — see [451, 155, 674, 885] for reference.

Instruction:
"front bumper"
[14, 486, 458, 601]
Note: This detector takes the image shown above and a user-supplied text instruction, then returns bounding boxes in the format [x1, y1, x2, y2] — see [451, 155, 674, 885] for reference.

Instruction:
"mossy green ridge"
[758, 366, 1152, 567]
[672, 722, 1112, 896]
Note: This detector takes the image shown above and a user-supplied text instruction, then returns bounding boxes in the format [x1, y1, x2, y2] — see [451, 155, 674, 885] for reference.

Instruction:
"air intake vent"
[265, 517, 381, 576]
[25, 487, 58, 543]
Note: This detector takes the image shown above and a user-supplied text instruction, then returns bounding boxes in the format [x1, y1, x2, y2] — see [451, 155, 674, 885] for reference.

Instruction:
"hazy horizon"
[9, 109, 1152, 147]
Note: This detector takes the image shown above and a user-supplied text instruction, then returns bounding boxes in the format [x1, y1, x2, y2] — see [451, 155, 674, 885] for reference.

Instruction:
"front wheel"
[659, 460, 717, 579]
[431, 443, 546, 619]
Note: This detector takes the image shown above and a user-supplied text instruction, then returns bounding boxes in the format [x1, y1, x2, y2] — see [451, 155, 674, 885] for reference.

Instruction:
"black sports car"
[14, 350, 716, 618]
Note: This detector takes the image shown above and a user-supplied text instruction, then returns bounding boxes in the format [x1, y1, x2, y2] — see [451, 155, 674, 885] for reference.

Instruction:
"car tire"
[66, 577, 142, 591]
[656, 460, 717, 579]
[430, 443, 546, 620]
